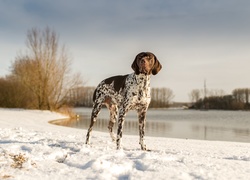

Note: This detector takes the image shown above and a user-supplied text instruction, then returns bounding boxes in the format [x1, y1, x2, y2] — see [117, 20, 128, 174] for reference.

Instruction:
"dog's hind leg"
[107, 104, 118, 142]
[85, 101, 102, 145]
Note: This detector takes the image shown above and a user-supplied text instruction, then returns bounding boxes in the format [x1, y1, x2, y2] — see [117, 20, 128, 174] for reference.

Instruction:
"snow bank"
[0, 108, 250, 180]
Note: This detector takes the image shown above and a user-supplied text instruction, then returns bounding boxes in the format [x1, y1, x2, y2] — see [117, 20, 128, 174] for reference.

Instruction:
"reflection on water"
[51, 107, 250, 143]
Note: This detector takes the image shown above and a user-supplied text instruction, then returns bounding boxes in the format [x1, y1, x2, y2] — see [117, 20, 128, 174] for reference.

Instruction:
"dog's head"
[131, 52, 162, 75]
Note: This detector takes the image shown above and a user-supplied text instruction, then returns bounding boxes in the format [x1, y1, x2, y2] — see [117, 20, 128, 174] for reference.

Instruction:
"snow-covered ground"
[0, 108, 250, 180]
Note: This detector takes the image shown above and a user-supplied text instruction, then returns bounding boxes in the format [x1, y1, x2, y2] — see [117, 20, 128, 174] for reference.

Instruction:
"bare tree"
[161, 87, 175, 105]
[189, 89, 201, 103]
[68, 86, 95, 107]
[232, 88, 250, 104]
[150, 87, 174, 108]
[12, 27, 82, 110]
[0, 75, 32, 108]
[189, 88, 225, 103]
[208, 89, 225, 97]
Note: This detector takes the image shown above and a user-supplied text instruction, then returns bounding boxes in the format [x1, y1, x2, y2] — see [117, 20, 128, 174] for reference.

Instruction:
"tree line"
[189, 88, 250, 110]
[2, 27, 248, 111]
[68, 87, 174, 108]
[0, 26, 174, 110]
[0, 27, 82, 111]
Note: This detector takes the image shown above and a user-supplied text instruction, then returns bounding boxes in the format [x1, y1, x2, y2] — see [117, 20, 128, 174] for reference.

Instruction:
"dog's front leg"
[138, 109, 147, 150]
[116, 104, 129, 150]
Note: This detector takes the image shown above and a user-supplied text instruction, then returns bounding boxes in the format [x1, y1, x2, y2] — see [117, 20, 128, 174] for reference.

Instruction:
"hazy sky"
[1, 0, 250, 102]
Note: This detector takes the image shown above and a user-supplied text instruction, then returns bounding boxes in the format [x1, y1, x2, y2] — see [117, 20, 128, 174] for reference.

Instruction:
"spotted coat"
[85, 52, 162, 150]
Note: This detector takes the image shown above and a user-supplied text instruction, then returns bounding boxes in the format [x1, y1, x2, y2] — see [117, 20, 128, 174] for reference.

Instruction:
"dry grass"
[1, 174, 13, 179]
[56, 106, 76, 118]
[9, 153, 27, 169]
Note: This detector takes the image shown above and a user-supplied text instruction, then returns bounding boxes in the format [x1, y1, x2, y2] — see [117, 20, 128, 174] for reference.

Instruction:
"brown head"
[131, 52, 162, 75]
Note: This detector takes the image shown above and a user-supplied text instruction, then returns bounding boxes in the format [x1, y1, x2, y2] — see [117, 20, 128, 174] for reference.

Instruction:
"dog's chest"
[122, 74, 151, 107]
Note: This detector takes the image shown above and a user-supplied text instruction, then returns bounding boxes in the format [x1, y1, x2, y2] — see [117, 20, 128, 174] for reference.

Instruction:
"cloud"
[1, 0, 250, 101]
[1, 0, 250, 39]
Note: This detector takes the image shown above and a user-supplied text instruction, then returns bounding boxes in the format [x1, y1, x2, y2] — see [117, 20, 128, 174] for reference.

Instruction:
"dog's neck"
[133, 73, 150, 85]
[132, 73, 151, 98]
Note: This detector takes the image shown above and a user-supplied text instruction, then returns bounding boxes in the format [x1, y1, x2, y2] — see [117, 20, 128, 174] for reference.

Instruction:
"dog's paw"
[140, 144, 147, 151]
[85, 140, 90, 145]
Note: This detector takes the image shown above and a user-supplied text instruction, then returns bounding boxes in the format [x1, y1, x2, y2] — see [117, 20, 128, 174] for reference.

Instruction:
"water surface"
[52, 107, 250, 143]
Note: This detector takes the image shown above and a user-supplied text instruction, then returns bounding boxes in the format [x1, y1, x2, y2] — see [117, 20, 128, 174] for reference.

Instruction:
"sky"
[1, 0, 250, 102]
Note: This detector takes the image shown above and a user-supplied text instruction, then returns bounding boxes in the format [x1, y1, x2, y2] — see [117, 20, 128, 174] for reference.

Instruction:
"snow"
[0, 108, 250, 180]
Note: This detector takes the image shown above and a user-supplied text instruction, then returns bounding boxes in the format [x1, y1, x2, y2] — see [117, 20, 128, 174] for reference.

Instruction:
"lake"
[51, 107, 250, 143]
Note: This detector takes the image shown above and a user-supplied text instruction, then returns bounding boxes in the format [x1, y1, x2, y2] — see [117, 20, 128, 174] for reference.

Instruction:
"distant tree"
[0, 75, 32, 108]
[11, 27, 82, 110]
[189, 89, 201, 103]
[232, 88, 250, 109]
[161, 87, 175, 106]
[68, 86, 95, 107]
[190, 87, 250, 110]
[81, 87, 95, 107]
[208, 89, 225, 97]
[150, 87, 174, 108]
[189, 89, 225, 104]
[232, 88, 244, 102]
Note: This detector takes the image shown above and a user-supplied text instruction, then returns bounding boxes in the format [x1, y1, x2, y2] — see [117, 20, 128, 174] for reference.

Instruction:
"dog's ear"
[131, 54, 140, 75]
[152, 55, 162, 75]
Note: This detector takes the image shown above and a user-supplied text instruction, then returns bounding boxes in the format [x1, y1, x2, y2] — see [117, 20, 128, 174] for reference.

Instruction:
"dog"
[85, 52, 162, 150]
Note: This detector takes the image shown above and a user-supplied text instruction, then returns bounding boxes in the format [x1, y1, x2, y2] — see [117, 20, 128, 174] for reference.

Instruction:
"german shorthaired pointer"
[85, 52, 162, 150]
